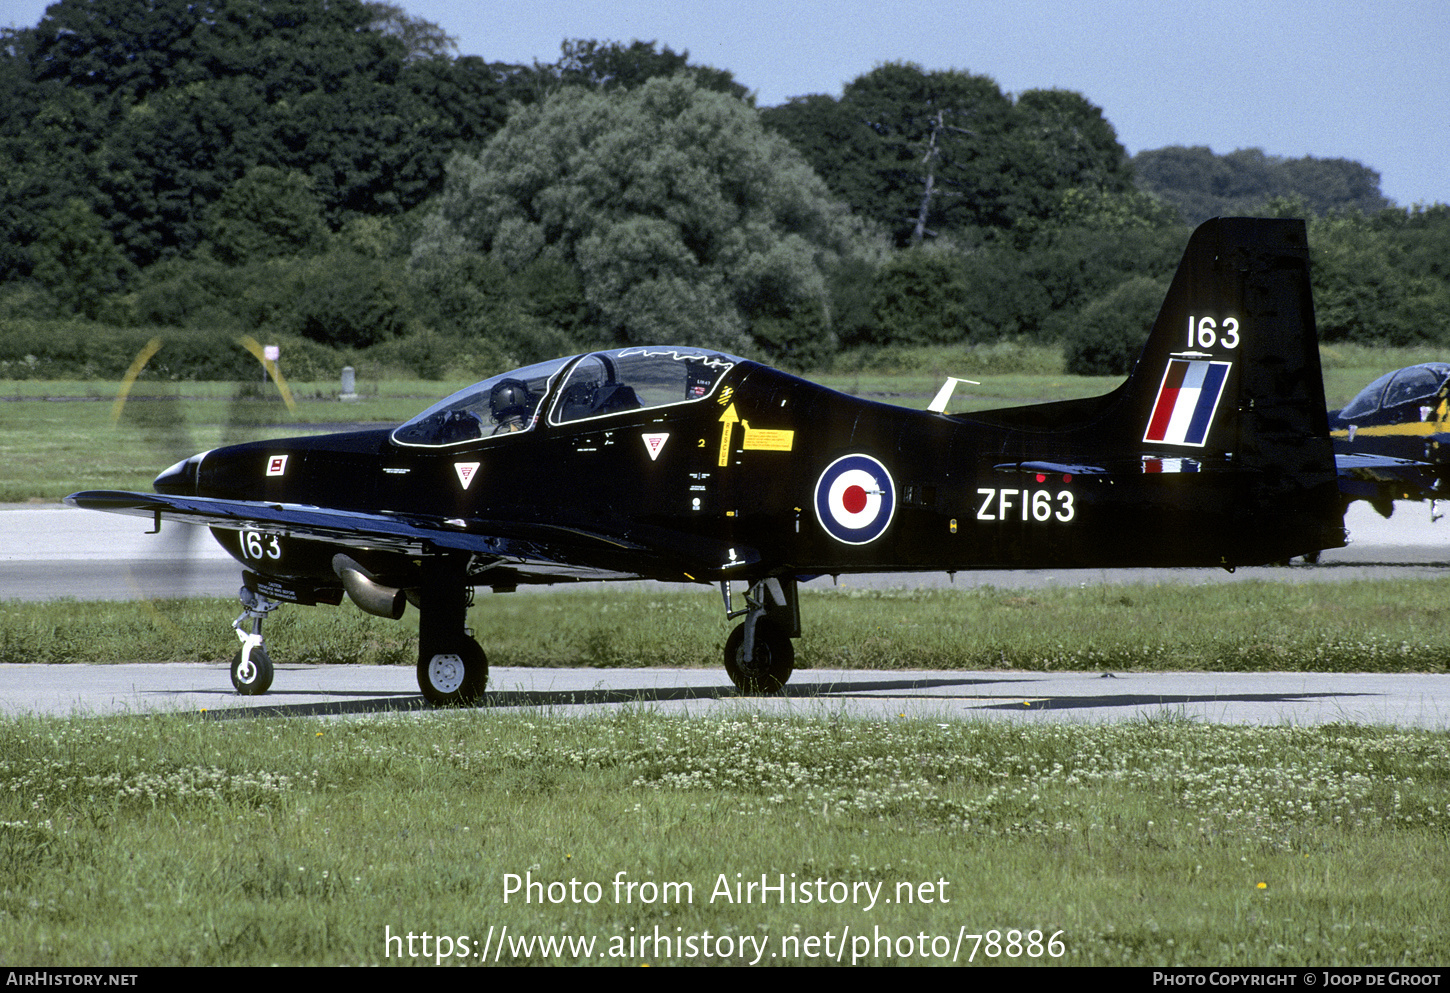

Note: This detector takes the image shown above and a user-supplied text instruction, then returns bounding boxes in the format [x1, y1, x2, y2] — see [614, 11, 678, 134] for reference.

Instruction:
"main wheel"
[231, 645, 274, 696]
[418, 638, 488, 706]
[724, 620, 794, 694]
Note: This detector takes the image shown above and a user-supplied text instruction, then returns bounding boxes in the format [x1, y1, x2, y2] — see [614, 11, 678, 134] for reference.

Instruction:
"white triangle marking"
[455, 462, 481, 489]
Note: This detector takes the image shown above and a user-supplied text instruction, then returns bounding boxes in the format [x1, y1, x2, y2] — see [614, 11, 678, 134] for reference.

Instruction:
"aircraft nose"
[153, 453, 203, 495]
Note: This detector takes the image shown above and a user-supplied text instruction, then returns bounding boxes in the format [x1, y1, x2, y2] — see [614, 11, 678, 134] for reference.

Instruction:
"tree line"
[2, 0, 1446, 381]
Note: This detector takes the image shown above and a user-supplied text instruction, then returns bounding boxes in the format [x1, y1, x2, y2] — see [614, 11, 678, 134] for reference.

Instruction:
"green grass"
[0, 375, 490, 493]
[0, 379, 449, 501]
[1, 710, 1445, 965]
[3, 348, 1432, 501]
[4, 581, 1449, 673]
[817, 341, 1443, 412]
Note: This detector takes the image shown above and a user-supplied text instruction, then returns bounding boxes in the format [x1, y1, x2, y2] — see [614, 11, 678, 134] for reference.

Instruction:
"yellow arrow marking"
[718, 404, 739, 466]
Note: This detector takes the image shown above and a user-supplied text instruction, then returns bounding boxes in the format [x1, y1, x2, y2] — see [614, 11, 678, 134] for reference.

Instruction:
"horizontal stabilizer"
[994, 460, 1109, 476]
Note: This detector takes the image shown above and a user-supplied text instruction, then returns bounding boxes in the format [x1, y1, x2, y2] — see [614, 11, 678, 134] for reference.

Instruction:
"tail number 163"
[1188, 315, 1241, 350]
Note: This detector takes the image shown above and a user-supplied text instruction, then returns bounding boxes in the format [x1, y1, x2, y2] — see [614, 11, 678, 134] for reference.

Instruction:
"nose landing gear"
[231, 587, 280, 695]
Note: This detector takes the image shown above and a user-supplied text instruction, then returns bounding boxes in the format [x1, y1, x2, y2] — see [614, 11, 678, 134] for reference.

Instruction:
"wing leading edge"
[64, 489, 757, 583]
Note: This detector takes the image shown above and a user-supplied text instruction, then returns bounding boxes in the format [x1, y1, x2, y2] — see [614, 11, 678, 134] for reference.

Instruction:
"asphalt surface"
[2, 500, 1447, 723]
[2, 663, 1444, 728]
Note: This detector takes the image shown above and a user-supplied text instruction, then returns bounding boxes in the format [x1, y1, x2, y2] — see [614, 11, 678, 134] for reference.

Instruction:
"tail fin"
[1130, 217, 1332, 472]
[1128, 216, 1343, 558]
[987, 217, 1333, 465]
[980, 217, 1344, 562]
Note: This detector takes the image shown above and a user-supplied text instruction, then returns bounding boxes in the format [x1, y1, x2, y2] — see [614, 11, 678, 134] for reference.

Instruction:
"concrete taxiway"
[2, 664, 1445, 728]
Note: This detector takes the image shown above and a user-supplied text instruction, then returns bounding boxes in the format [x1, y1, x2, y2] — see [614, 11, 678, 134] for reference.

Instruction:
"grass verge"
[4, 580, 1449, 673]
[1, 710, 1445, 965]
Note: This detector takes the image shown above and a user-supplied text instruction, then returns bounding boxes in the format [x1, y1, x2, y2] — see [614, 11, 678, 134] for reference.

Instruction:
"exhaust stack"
[332, 554, 406, 619]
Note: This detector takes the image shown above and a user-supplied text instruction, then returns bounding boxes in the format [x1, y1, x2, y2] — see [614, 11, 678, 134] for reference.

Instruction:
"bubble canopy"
[391, 348, 741, 447]
[1337, 363, 1450, 421]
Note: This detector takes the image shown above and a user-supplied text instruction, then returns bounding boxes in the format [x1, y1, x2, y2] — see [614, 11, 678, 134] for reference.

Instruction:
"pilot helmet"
[489, 378, 532, 427]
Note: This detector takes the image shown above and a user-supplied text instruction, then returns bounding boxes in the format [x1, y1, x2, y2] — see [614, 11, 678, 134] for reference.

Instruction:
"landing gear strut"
[721, 577, 800, 694]
[415, 580, 488, 706]
[231, 587, 280, 695]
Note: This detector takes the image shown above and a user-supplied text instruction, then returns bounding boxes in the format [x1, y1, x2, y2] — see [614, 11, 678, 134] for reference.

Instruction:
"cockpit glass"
[392, 356, 574, 447]
[1339, 370, 1397, 420]
[549, 347, 739, 425]
[1383, 366, 1449, 408]
[1340, 364, 1450, 421]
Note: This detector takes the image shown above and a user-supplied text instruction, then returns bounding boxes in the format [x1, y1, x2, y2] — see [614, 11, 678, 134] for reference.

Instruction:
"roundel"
[814, 454, 896, 545]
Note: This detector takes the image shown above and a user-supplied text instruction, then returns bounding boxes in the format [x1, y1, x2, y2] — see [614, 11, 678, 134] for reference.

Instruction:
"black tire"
[724, 620, 794, 694]
[231, 645, 274, 696]
[418, 638, 488, 706]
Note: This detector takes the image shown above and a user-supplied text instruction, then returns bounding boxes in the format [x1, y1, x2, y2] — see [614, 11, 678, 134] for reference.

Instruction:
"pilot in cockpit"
[489, 378, 533, 433]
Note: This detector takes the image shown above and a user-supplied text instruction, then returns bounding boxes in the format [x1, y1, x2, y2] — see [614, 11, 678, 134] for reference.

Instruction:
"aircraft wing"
[64, 490, 758, 582]
[1333, 453, 1441, 505]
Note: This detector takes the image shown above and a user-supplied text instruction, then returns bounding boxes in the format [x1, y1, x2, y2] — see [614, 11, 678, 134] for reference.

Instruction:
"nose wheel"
[231, 587, 280, 695]
[231, 645, 274, 695]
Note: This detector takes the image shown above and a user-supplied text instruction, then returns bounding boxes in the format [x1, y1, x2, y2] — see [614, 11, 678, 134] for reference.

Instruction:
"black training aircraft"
[68, 217, 1349, 703]
[1329, 362, 1450, 514]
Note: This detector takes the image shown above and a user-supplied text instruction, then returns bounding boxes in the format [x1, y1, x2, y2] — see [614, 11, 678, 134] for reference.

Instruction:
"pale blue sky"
[7, 0, 1446, 206]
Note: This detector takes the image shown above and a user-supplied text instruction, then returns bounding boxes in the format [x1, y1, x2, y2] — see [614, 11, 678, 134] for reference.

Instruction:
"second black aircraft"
[1330, 362, 1450, 514]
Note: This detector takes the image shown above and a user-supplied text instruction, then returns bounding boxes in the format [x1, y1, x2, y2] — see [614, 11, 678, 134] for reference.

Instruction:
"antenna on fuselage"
[927, 377, 981, 414]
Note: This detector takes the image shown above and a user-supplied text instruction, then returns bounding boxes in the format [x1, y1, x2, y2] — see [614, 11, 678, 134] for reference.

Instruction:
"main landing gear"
[414, 581, 488, 706]
[226, 572, 799, 703]
[228, 571, 489, 706]
[720, 576, 800, 694]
